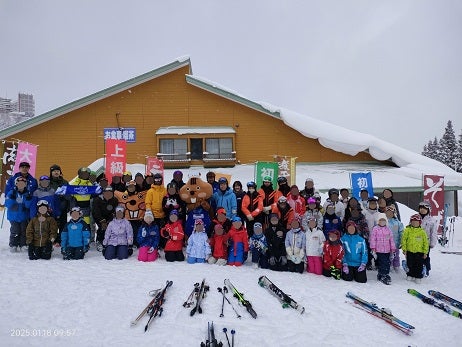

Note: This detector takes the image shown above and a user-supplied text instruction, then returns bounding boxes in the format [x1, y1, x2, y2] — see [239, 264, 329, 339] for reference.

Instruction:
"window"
[205, 138, 233, 159]
[159, 139, 188, 160]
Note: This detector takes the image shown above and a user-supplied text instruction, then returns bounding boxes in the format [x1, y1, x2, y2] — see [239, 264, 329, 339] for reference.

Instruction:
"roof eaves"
[0, 58, 191, 138]
[185, 75, 281, 120]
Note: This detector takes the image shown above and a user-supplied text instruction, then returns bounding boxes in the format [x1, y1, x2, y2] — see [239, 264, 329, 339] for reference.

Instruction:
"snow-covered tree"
[456, 129, 462, 172]
[439, 120, 457, 170]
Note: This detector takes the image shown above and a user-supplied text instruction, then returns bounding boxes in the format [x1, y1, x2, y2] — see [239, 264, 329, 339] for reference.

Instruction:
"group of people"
[5, 163, 438, 285]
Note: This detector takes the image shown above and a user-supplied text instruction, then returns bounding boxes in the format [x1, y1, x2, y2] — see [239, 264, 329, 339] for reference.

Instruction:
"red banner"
[423, 175, 445, 235]
[105, 139, 126, 182]
[146, 157, 164, 177]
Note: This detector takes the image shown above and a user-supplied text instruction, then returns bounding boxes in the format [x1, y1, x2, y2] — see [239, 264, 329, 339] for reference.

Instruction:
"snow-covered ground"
[1, 164, 462, 347]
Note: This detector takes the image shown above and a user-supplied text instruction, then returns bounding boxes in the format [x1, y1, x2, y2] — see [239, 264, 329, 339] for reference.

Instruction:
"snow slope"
[1, 163, 462, 347]
[1, 214, 461, 347]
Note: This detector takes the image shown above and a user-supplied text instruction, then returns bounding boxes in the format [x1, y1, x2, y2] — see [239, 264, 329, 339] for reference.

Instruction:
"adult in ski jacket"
[241, 181, 263, 237]
[5, 161, 38, 196]
[145, 173, 167, 220]
[211, 177, 237, 220]
[419, 201, 437, 276]
[6, 177, 33, 251]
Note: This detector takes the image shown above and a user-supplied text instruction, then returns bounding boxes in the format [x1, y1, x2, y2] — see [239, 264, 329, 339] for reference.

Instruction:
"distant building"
[0, 93, 35, 117]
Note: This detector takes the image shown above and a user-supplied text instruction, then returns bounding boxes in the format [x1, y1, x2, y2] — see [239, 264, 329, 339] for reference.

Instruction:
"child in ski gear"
[341, 221, 368, 283]
[6, 176, 33, 252]
[61, 206, 91, 260]
[301, 197, 323, 230]
[418, 201, 437, 276]
[49, 164, 69, 244]
[322, 230, 344, 279]
[241, 181, 263, 237]
[266, 213, 288, 271]
[285, 218, 306, 274]
[137, 211, 160, 262]
[232, 180, 246, 223]
[305, 216, 326, 275]
[69, 167, 94, 225]
[249, 222, 269, 269]
[386, 205, 404, 272]
[102, 206, 133, 260]
[162, 182, 186, 222]
[186, 219, 211, 264]
[370, 213, 396, 285]
[322, 203, 343, 238]
[401, 214, 429, 283]
[26, 200, 58, 260]
[160, 209, 185, 262]
[227, 216, 249, 266]
[211, 177, 237, 220]
[208, 223, 229, 265]
[145, 173, 167, 225]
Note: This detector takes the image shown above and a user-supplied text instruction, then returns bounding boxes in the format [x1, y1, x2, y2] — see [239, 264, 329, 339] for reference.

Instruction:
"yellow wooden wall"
[11, 65, 376, 178]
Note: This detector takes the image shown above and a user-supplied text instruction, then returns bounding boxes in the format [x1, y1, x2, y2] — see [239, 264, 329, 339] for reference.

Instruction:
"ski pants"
[104, 245, 128, 260]
[165, 250, 185, 262]
[29, 242, 53, 260]
[342, 265, 367, 283]
[251, 249, 269, 269]
[306, 256, 323, 275]
[138, 247, 158, 262]
[423, 247, 431, 274]
[376, 252, 391, 277]
[187, 257, 206, 264]
[63, 246, 85, 260]
[9, 221, 28, 247]
[287, 260, 304, 274]
[406, 251, 424, 279]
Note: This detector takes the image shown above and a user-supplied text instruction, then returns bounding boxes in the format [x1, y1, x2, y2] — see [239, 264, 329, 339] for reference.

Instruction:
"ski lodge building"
[0, 57, 461, 213]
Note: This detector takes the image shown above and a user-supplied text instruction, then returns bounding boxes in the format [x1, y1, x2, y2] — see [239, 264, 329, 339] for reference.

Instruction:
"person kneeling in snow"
[103, 206, 133, 260]
[61, 206, 91, 260]
[322, 230, 344, 279]
[186, 219, 211, 264]
[341, 221, 368, 283]
[137, 211, 160, 262]
[249, 222, 269, 269]
[26, 200, 58, 260]
[227, 216, 249, 266]
[208, 224, 229, 265]
[160, 210, 185, 262]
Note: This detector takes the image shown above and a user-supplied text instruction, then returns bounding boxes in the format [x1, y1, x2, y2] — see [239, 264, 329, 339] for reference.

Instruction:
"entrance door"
[190, 138, 203, 160]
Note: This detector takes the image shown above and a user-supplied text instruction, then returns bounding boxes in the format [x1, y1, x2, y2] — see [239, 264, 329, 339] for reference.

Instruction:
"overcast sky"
[1, 0, 461, 154]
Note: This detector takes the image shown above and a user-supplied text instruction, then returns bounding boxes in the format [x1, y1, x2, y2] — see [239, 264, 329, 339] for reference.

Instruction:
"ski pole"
[218, 287, 226, 317]
[223, 328, 231, 347]
[231, 329, 235, 347]
[223, 286, 241, 319]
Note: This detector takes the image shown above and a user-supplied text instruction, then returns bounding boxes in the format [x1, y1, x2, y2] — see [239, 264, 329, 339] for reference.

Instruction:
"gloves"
[292, 256, 301, 264]
[246, 215, 254, 221]
[343, 264, 349, 275]
[148, 247, 155, 253]
[141, 229, 147, 238]
[269, 256, 276, 266]
[358, 263, 366, 272]
[280, 256, 287, 266]
[389, 252, 395, 261]
[371, 250, 377, 260]
[263, 206, 272, 213]
[15, 195, 23, 203]
[95, 186, 102, 194]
